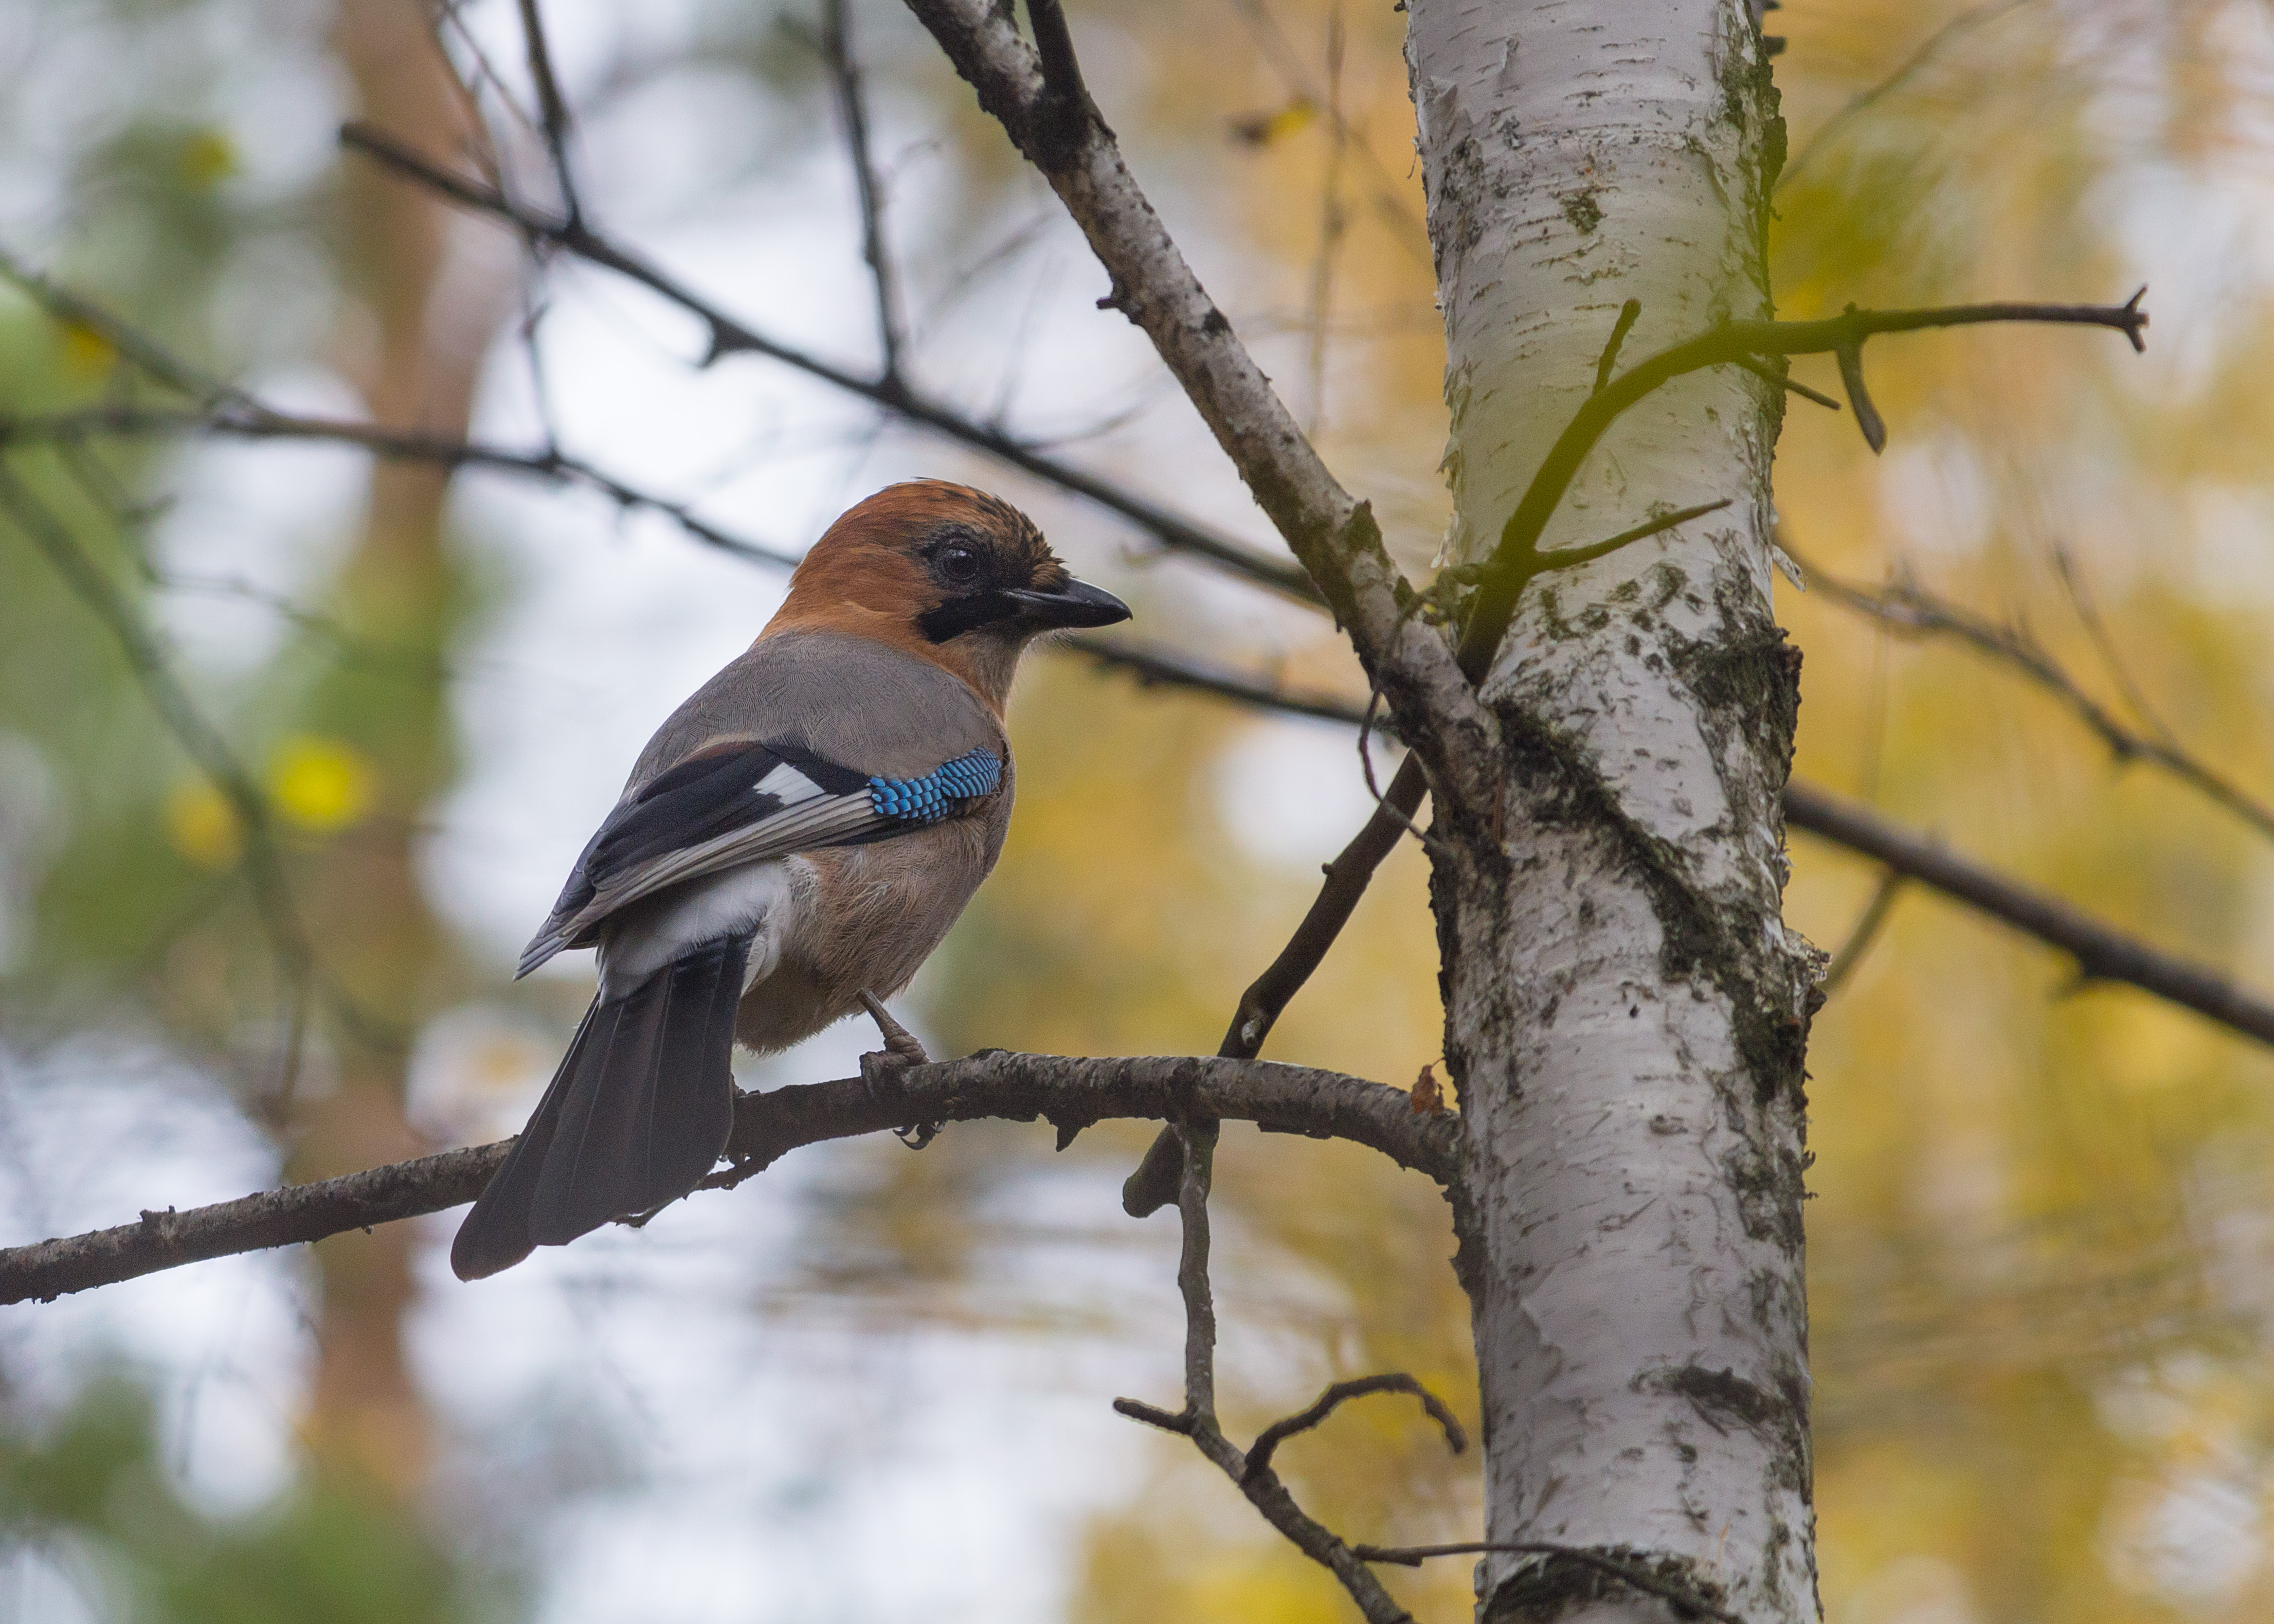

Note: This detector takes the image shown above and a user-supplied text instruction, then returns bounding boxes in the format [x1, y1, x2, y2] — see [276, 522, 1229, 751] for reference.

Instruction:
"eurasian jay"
[450, 480, 1129, 1280]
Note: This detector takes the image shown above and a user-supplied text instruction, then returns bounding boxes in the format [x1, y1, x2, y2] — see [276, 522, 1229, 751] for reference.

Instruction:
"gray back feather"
[628, 630, 1004, 790]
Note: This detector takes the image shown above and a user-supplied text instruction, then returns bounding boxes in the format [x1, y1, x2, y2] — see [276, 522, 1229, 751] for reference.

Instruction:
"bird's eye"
[937, 545, 983, 587]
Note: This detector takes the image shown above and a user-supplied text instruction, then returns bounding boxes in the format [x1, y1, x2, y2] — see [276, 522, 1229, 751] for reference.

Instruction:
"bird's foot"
[858, 991, 942, 1149]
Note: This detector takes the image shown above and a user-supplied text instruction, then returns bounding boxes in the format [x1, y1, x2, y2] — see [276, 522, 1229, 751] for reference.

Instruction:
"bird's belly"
[735, 823, 996, 1053]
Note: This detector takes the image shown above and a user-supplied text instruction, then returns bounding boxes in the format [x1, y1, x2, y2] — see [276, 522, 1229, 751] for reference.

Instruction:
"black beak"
[1004, 578, 1132, 629]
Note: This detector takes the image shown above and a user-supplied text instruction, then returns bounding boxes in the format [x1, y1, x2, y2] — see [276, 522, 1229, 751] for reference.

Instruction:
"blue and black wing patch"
[517, 740, 1002, 976]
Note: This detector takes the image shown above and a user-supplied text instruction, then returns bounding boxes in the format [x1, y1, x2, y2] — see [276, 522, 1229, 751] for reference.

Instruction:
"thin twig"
[819, 0, 909, 385]
[1221, 0, 1431, 266]
[336, 120, 1320, 605]
[1799, 552, 2274, 846]
[514, 0, 583, 227]
[0, 403, 802, 568]
[0, 246, 247, 406]
[1300, 0, 1347, 434]
[1779, 0, 2038, 192]
[1593, 298, 1642, 394]
[1064, 634, 1394, 732]
[1243, 1373, 1466, 1482]
[0, 1052, 1459, 1304]
[1113, 1115, 1419, 1624]
[1121, 751, 1428, 1216]
[0, 463, 315, 1107]
[1820, 869, 1906, 993]
[1457, 289, 2150, 682]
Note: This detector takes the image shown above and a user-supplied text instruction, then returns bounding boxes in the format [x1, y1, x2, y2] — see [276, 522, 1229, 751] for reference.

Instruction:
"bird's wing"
[515, 739, 1002, 978]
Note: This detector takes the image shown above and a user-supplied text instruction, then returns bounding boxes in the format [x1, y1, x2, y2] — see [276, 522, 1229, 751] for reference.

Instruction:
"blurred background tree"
[2, 0, 2273, 1621]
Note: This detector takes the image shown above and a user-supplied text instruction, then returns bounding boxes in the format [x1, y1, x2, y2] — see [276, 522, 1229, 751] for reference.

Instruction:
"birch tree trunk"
[1406, 4, 1822, 1620]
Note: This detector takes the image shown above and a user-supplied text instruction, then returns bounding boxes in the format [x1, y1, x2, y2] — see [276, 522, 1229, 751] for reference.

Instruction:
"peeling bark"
[1406, 3, 1821, 1620]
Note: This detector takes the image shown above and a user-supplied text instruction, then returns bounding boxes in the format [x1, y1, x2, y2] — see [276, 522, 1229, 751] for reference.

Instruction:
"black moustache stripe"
[917, 591, 1022, 642]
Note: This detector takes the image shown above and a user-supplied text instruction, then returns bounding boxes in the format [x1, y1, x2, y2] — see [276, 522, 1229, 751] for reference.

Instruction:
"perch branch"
[0, 1053, 1457, 1305]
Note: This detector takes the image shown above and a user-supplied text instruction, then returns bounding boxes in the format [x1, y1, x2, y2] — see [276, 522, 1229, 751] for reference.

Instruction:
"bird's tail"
[451, 937, 749, 1281]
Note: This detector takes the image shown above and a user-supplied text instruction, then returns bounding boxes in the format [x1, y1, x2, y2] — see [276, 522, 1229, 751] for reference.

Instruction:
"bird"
[450, 480, 1130, 1280]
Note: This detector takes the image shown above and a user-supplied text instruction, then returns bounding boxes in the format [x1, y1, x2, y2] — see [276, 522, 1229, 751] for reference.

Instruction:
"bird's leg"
[858, 991, 942, 1148]
[859, 990, 930, 1066]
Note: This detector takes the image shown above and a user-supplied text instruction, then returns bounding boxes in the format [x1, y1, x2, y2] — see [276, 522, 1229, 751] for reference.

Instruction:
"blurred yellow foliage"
[56, 320, 116, 377]
[164, 778, 241, 868]
[174, 126, 236, 191]
[268, 735, 374, 833]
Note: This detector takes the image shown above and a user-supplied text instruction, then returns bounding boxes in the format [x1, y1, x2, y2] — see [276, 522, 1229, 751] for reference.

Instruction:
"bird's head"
[763, 480, 1131, 710]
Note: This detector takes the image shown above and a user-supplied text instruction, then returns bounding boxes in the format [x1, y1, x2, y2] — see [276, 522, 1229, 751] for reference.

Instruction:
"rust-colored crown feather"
[760, 481, 1083, 711]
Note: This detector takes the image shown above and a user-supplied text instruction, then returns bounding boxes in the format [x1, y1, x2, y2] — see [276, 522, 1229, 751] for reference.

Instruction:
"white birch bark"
[1405, 3, 1822, 1621]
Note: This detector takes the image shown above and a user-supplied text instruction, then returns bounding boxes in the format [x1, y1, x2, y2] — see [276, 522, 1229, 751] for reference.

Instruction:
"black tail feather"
[450, 938, 749, 1281]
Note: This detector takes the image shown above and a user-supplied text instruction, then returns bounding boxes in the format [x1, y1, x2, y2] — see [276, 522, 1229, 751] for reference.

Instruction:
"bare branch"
[819, 0, 909, 384]
[1123, 752, 1428, 1216]
[1113, 1120, 1421, 1624]
[1798, 552, 2274, 846]
[0, 246, 247, 406]
[1784, 781, 2274, 1044]
[1300, 0, 1348, 434]
[1069, 635, 2274, 1058]
[0, 1053, 1456, 1305]
[1064, 633, 1393, 732]
[514, 0, 583, 227]
[1778, 0, 2037, 193]
[0, 462, 316, 1106]
[334, 120, 1322, 606]
[1456, 290, 2150, 682]
[1592, 298, 1642, 394]
[1243, 1373, 1466, 1482]
[0, 402, 801, 568]
[1221, 0, 1430, 267]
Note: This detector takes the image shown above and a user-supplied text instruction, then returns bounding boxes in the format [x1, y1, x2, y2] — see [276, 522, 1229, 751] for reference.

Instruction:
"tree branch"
[1243, 1373, 1466, 1483]
[818, 0, 908, 386]
[334, 121, 1322, 606]
[514, 0, 583, 228]
[897, 0, 1489, 789]
[0, 1053, 1457, 1305]
[0, 402, 801, 568]
[1796, 550, 2274, 846]
[1456, 290, 2149, 681]
[1070, 635, 2274, 1055]
[1111, 1122, 1425, 1624]
[1784, 780, 2274, 1044]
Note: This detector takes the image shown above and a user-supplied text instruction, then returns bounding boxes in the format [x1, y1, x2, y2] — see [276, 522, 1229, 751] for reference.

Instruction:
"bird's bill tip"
[1005, 578, 1131, 629]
